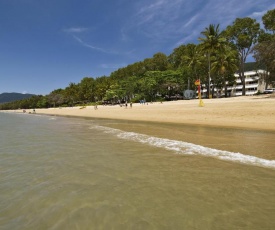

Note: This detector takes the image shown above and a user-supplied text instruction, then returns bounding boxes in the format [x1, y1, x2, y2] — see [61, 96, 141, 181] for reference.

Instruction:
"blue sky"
[1, 0, 274, 95]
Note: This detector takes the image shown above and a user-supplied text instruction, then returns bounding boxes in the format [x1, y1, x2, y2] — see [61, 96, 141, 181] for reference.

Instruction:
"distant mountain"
[0, 93, 36, 104]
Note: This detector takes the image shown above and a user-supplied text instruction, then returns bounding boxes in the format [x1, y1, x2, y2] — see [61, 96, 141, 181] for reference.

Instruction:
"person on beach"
[94, 103, 98, 110]
[125, 102, 128, 108]
[130, 102, 132, 108]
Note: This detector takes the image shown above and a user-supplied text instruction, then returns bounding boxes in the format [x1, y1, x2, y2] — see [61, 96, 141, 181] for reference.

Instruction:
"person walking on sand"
[130, 102, 132, 108]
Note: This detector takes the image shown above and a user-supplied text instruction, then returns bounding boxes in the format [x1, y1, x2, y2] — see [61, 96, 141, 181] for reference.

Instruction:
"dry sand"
[31, 95, 275, 132]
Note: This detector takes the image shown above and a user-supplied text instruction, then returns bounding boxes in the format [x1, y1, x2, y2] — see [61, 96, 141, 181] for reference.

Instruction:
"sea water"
[0, 112, 275, 229]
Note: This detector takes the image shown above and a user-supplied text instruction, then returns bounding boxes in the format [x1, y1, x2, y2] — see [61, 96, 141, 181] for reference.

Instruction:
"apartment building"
[227, 70, 267, 96]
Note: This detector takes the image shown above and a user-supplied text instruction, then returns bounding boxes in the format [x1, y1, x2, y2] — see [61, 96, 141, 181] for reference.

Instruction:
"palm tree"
[199, 24, 226, 51]
[181, 44, 202, 78]
[199, 24, 227, 98]
[211, 45, 239, 97]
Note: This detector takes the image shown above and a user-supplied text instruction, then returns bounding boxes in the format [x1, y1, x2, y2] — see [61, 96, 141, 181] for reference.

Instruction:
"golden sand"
[31, 95, 275, 131]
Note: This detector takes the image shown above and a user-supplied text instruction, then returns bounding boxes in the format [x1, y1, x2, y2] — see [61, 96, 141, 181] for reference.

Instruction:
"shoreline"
[3, 95, 275, 132]
[2, 95, 275, 161]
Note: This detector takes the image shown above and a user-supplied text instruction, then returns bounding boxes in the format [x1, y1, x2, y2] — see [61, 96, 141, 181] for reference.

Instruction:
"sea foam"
[90, 125, 275, 169]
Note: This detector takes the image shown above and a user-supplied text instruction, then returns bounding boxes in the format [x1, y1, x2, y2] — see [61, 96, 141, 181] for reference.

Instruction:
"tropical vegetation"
[1, 9, 275, 110]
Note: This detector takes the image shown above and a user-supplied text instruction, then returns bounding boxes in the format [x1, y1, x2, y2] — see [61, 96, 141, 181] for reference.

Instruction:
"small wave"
[90, 125, 275, 169]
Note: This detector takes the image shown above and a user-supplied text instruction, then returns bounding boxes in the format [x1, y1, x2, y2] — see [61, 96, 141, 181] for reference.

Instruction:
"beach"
[33, 95, 275, 131]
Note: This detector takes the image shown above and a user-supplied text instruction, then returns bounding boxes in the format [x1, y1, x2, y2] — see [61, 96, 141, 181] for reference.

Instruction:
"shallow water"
[0, 112, 275, 229]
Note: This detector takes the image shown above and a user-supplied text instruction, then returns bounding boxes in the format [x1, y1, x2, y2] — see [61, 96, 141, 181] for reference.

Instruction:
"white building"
[200, 70, 268, 97]
[228, 70, 267, 96]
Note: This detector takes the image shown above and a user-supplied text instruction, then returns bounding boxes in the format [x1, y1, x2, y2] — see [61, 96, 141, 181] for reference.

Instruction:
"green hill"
[0, 93, 36, 104]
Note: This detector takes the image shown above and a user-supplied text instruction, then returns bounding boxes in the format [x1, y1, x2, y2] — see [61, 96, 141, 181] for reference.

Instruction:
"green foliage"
[254, 9, 275, 87]
[168, 45, 188, 69]
[199, 24, 227, 53]
[253, 36, 275, 86]
[94, 76, 112, 101]
[48, 90, 65, 107]
[262, 9, 275, 33]
[1, 9, 274, 110]
[78, 77, 96, 102]
[225, 18, 260, 51]
[198, 24, 229, 97]
[224, 17, 261, 95]
[0, 95, 46, 110]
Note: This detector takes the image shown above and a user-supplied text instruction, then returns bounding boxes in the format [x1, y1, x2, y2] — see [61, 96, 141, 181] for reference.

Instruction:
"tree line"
[1, 9, 275, 110]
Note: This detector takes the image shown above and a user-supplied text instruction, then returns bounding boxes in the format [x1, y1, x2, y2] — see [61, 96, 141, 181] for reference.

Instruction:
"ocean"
[1, 112, 275, 229]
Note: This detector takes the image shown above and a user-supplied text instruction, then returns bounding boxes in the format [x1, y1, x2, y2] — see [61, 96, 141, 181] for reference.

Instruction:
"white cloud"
[183, 14, 199, 29]
[172, 0, 275, 46]
[72, 35, 116, 54]
[248, 6, 275, 22]
[122, 0, 274, 47]
[122, 0, 185, 41]
[62, 26, 121, 54]
[63, 27, 88, 33]
[61, 0, 275, 61]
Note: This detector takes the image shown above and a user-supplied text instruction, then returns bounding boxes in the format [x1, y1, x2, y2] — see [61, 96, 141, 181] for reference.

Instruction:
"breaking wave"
[90, 125, 275, 169]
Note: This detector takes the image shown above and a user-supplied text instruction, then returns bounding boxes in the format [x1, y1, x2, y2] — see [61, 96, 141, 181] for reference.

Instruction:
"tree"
[94, 76, 111, 101]
[78, 77, 96, 102]
[48, 89, 65, 107]
[225, 17, 261, 95]
[36, 96, 48, 108]
[199, 24, 226, 52]
[181, 44, 203, 78]
[211, 45, 239, 97]
[252, 9, 275, 87]
[105, 83, 125, 103]
[168, 45, 188, 70]
[64, 83, 80, 106]
[150, 52, 170, 71]
[199, 24, 227, 97]
[138, 71, 159, 101]
[262, 8, 275, 33]
[160, 70, 184, 99]
[253, 37, 275, 87]
[120, 76, 139, 101]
